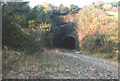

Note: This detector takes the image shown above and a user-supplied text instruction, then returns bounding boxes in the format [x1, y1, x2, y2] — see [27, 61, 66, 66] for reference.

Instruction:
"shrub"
[82, 32, 116, 53]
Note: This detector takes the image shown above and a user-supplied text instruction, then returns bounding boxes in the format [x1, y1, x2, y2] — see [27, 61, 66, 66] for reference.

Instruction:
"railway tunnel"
[61, 36, 76, 49]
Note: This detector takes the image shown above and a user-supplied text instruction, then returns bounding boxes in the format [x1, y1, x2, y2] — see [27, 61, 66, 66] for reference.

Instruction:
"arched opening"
[61, 37, 75, 49]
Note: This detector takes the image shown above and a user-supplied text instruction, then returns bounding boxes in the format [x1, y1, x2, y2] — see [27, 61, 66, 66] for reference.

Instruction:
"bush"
[82, 33, 116, 53]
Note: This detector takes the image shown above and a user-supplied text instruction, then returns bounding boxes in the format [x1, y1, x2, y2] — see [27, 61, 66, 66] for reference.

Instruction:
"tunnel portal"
[61, 37, 75, 49]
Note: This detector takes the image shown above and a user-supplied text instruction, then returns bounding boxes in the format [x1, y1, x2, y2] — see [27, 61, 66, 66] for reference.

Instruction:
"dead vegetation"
[2, 47, 118, 79]
[2, 48, 78, 79]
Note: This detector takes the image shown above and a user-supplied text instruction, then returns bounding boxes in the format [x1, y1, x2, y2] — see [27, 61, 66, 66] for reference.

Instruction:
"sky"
[24, 0, 119, 8]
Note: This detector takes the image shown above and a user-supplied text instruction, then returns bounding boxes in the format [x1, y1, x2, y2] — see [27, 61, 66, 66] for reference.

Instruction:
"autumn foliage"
[2, 2, 118, 54]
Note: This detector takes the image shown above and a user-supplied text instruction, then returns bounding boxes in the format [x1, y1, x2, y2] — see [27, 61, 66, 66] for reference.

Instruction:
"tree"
[69, 4, 80, 14]
[2, 2, 29, 48]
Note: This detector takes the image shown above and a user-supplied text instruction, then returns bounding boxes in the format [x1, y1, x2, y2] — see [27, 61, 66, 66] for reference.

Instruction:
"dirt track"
[56, 51, 118, 79]
[3, 49, 118, 79]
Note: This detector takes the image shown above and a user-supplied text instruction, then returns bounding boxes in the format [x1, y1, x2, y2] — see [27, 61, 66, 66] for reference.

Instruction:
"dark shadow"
[61, 37, 75, 49]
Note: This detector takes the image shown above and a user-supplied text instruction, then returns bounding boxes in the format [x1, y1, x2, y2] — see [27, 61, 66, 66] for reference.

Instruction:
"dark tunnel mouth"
[61, 37, 75, 49]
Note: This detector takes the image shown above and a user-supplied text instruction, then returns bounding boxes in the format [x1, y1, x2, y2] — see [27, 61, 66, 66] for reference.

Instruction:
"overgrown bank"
[2, 2, 118, 58]
[2, 2, 80, 53]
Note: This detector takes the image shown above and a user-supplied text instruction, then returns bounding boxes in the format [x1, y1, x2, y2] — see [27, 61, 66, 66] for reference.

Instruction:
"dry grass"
[2, 48, 118, 79]
[2, 48, 79, 79]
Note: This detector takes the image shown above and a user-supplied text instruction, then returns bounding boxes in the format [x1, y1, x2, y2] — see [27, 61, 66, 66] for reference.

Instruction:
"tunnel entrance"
[61, 37, 75, 49]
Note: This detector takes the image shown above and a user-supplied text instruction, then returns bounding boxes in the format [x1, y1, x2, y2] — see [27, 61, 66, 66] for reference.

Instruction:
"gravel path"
[3, 50, 118, 79]
[56, 51, 118, 79]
